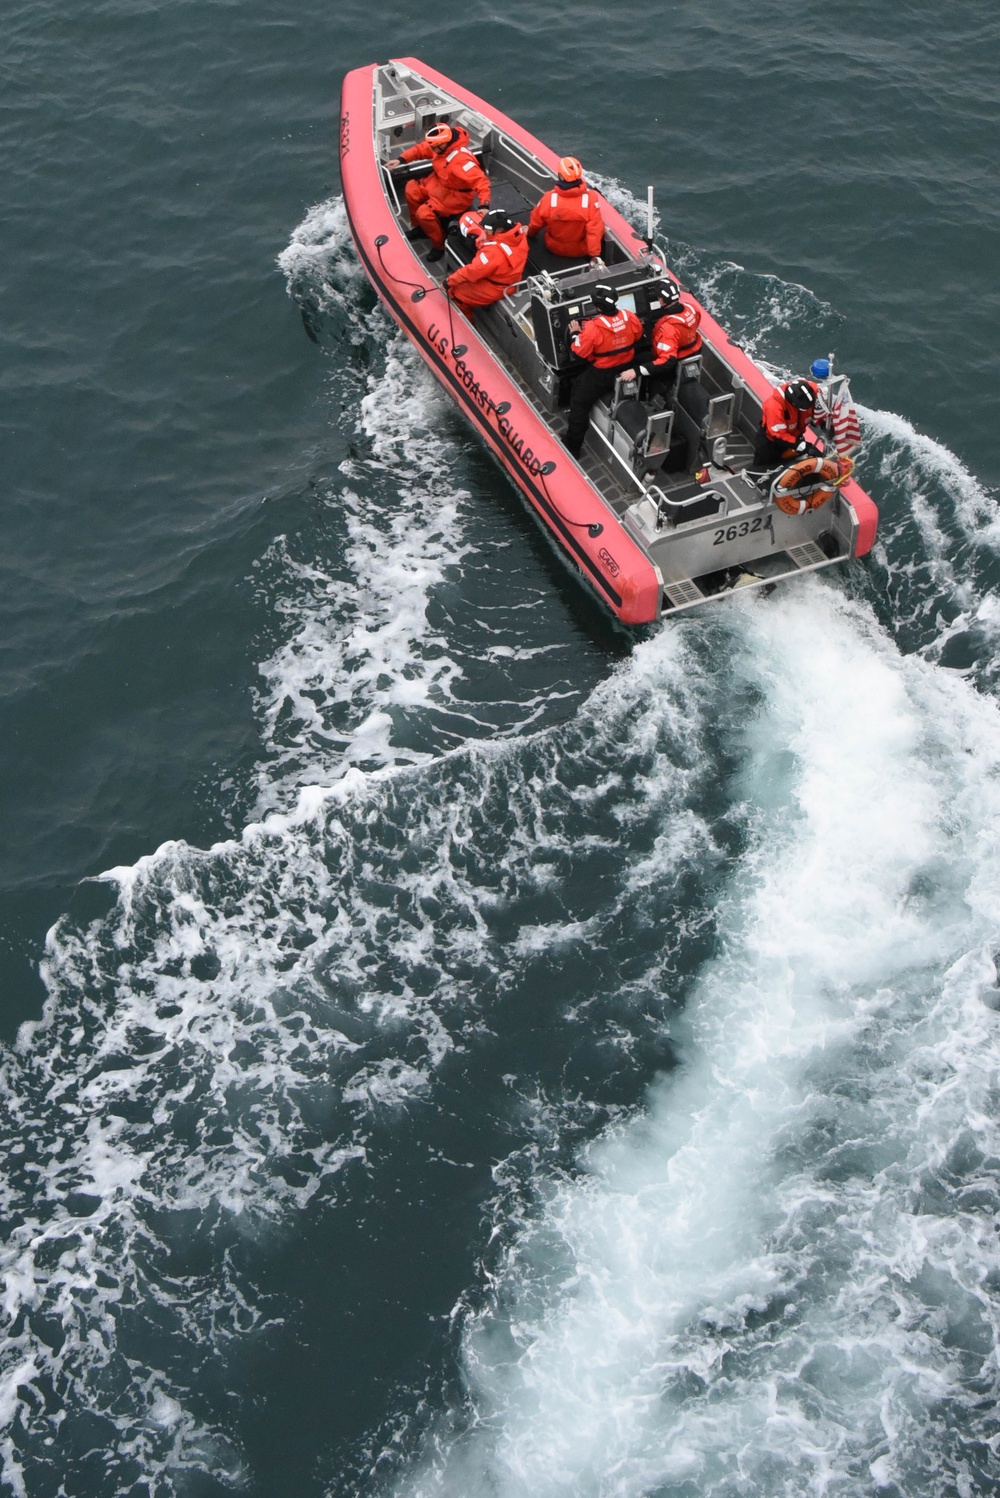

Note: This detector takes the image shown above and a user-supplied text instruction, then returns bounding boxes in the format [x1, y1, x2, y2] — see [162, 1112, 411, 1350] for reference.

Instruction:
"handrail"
[495, 130, 549, 182]
[381, 164, 402, 215]
[379, 157, 433, 214]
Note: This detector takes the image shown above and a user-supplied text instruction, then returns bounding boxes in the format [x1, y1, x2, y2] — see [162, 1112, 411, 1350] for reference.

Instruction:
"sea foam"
[390, 584, 1000, 1498]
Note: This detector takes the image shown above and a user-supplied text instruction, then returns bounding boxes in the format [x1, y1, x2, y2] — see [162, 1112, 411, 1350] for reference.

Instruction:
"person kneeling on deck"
[446, 210, 528, 317]
[646, 278, 703, 404]
[753, 379, 821, 468]
[527, 156, 605, 261]
[392, 123, 491, 262]
[563, 284, 643, 458]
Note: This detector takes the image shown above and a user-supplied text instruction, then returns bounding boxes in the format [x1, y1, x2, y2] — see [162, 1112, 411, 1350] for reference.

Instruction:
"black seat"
[614, 399, 651, 444]
[525, 239, 601, 277]
[677, 378, 710, 427]
[667, 380, 712, 471]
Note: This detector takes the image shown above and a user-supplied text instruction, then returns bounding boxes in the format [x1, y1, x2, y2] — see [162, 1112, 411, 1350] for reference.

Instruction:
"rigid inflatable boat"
[339, 58, 878, 626]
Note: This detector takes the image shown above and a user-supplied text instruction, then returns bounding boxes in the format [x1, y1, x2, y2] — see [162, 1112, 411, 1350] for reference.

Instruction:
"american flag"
[830, 395, 862, 454]
[817, 377, 862, 454]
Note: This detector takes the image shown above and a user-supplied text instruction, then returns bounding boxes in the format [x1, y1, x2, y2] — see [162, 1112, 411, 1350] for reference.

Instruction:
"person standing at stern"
[753, 379, 820, 467]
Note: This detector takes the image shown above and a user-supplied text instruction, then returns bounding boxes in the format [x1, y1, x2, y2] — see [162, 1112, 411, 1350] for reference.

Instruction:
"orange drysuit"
[754, 381, 820, 466]
[564, 306, 645, 454]
[651, 302, 703, 366]
[527, 181, 605, 258]
[570, 307, 643, 368]
[447, 223, 529, 312]
[760, 382, 818, 449]
[401, 127, 491, 248]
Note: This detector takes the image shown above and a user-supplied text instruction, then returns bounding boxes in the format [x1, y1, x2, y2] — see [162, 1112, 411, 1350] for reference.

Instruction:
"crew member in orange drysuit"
[647, 278, 703, 402]
[564, 284, 643, 457]
[446, 210, 528, 316]
[527, 156, 605, 260]
[753, 379, 820, 467]
[392, 123, 491, 261]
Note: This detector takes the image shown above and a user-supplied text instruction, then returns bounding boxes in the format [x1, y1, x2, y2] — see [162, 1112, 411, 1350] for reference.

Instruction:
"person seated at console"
[646, 277, 703, 404]
[446, 210, 528, 317]
[753, 379, 821, 467]
[563, 284, 643, 458]
[527, 156, 605, 262]
[390, 123, 491, 262]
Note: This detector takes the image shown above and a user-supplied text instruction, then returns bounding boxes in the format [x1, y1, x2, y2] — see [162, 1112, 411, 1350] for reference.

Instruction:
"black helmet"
[480, 209, 514, 235]
[784, 380, 816, 411]
[659, 277, 682, 309]
[591, 283, 618, 313]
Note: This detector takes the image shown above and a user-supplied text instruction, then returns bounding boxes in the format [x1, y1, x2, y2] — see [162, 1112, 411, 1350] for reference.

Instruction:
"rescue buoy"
[770, 454, 854, 516]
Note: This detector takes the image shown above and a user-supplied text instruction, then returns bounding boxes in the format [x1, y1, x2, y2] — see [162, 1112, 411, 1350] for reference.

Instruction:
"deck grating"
[787, 541, 828, 569]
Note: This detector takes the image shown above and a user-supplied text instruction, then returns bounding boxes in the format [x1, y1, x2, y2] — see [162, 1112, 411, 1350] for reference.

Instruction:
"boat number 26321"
[713, 517, 766, 545]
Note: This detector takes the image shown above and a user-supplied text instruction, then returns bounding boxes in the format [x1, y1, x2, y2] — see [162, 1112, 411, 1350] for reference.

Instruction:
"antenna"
[646, 186, 655, 248]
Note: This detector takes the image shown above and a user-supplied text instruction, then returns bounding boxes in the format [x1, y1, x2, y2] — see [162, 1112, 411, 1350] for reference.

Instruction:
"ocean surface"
[2, 2, 1000, 1494]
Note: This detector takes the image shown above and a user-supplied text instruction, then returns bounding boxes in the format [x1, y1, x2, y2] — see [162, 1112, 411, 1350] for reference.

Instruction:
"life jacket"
[448, 223, 528, 292]
[761, 382, 818, 446]
[651, 303, 702, 366]
[401, 126, 491, 214]
[571, 308, 644, 369]
[458, 209, 486, 245]
[528, 181, 605, 258]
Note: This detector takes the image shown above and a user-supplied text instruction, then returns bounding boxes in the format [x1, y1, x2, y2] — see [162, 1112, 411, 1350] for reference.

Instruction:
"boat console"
[526, 261, 667, 371]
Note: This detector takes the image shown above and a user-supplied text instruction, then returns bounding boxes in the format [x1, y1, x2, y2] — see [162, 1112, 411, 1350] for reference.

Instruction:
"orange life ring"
[771, 454, 854, 516]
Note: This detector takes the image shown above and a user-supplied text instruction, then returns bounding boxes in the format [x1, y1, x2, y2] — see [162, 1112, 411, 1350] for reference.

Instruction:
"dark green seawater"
[3, 3, 1000, 1495]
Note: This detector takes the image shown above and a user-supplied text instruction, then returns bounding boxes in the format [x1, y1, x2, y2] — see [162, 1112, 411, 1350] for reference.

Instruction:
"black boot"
[426, 246, 445, 263]
[406, 225, 426, 242]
